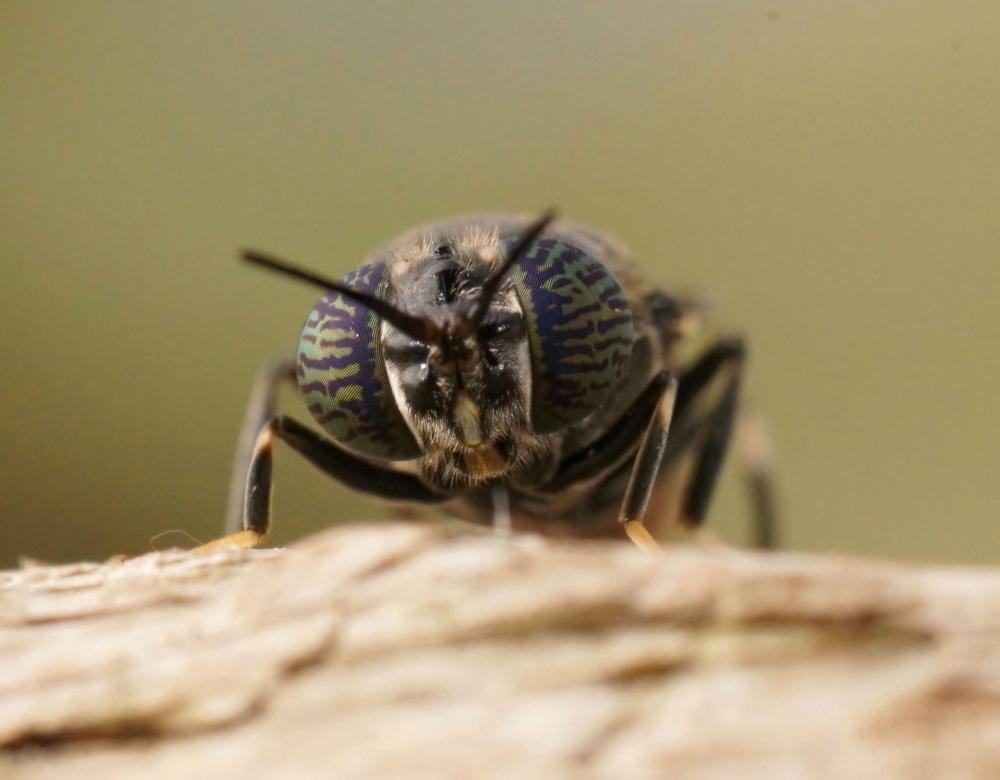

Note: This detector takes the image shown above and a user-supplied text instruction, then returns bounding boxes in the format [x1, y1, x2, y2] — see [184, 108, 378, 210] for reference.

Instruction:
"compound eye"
[296, 261, 421, 460]
[510, 239, 634, 434]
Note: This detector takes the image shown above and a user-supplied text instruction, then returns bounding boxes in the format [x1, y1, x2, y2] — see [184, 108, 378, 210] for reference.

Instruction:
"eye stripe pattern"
[296, 262, 420, 460]
[511, 239, 634, 434]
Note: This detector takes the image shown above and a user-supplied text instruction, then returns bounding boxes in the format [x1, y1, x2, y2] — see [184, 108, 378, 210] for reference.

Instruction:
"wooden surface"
[2, 523, 1000, 779]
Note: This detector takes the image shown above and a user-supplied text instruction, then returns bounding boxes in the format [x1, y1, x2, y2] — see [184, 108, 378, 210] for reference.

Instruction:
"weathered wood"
[2, 523, 1000, 779]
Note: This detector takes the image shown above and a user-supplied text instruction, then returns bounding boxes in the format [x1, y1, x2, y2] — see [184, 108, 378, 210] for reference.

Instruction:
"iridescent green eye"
[511, 239, 634, 434]
[297, 262, 420, 460]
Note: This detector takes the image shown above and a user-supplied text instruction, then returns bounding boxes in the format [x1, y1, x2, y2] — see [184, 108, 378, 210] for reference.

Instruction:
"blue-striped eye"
[510, 239, 634, 434]
[296, 262, 421, 460]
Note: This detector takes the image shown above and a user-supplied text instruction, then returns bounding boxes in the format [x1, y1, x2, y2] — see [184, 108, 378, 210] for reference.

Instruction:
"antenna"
[240, 249, 439, 343]
[241, 210, 555, 346]
[467, 210, 556, 331]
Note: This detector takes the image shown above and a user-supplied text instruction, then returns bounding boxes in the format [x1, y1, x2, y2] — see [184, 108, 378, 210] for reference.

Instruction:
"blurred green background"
[2, 1, 998, 567]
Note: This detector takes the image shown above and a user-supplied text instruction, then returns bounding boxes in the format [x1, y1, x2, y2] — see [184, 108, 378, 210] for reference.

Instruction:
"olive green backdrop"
[2, 1, 998, 566]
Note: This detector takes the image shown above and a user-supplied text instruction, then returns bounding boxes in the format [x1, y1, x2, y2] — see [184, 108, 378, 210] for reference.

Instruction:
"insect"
[202, 212, 776, 552]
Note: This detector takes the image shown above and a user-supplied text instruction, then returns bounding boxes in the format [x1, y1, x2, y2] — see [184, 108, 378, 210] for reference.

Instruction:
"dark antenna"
[241, 249, 440, 343]
[467, 210, 556, 331]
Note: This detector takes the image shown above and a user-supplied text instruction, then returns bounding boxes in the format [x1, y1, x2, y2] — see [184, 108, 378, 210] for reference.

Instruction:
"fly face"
[381, 242, 544, 488]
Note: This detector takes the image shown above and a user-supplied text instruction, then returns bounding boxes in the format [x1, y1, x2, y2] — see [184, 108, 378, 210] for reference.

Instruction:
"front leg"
[618, 374, 679, 552]
[198, 415, 447, 551]
[531, 369, 678, 549]
[225, 354, 297, 533]
[536, 337, 773, 550]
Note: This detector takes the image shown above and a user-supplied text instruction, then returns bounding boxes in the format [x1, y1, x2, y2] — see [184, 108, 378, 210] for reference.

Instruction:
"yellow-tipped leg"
[193, 529, 263, 553]
[624, 520, 662, 554]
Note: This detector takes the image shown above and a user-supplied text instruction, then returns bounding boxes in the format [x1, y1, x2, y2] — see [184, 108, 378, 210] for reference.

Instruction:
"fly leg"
[618, 374, 679, 552]
[224, 354, 297, 534]
[197, 416, 447, 551]
[735, 410, 780, 549]
[538, 369, 678, 550]
[664, 337, 779, 549]
[540, 336, 778, 551]
[676, 365, 740, 533]
[611, 338, 746, 551]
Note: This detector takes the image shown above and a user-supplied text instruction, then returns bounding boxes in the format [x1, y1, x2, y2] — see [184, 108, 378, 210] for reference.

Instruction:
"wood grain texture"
[2, 523, 1000, 779]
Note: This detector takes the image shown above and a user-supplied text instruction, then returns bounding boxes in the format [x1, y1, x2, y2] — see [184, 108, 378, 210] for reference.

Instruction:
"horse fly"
[200, 212, 777, 552]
